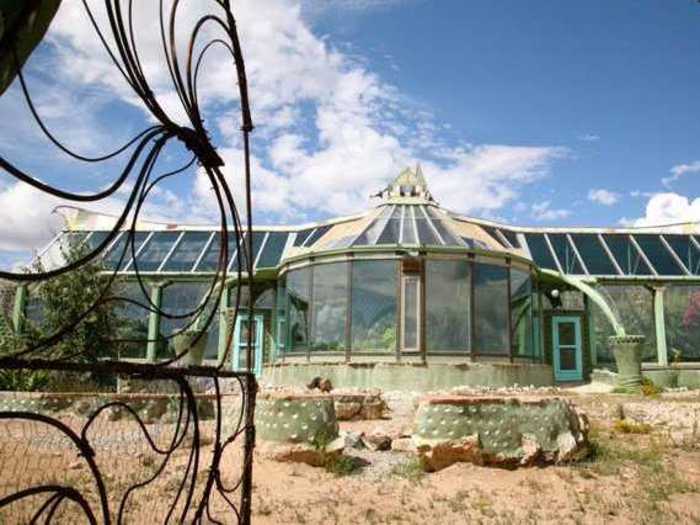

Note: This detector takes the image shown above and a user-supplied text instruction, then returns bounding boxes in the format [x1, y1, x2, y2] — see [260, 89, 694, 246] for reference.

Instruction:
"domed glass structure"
[18, 166, 700, 389]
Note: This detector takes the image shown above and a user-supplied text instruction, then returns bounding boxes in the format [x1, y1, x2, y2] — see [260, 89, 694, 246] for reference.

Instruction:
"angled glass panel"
[602, 234, 652, 275]
[415, 207, 439, 245]
[257, 232, 289, 268]
[197, 231, 243, 272]
[293, 228, 314, 247]
[401, 206, 418, 244]
[353, 206, 393, 246]
[84, 231, 112, 252]
[103, 232, 149, 271]
[664, 235, 700, 275]
[377, 206, 401, 244]
[548, 233, 584, 274]
[304, 224, 332, 247]
[510, 269, 534, 358]
[524, 233, 558, 271]
[160, 231, 211, 272]
[130, 231, 179, 272]
[233, 231, 267, 271]
[500, 229, 520, 248]
[633, 234, 684, 276]
[425, 207, 460, 246]
[479, 225, 505, 247]
[570, 233, 618, 275]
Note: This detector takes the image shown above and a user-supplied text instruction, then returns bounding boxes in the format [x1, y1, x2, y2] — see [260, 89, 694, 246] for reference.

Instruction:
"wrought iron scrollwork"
[0, 1, 258, 523]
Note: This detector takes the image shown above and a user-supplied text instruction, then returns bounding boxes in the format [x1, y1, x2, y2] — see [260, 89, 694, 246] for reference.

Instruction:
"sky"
[0, 0, 699, 268]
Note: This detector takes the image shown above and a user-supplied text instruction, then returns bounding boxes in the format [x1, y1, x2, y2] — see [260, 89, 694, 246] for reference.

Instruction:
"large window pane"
[474, 263, 509, 355]
[351, 260, 397, 351]
[161, 231, 211, 272]
[311, 263, 348, 351]
[510, 269, 534, 358]
[591, 285, 657, 364]
[114, 281, 152, 359]
[426, 259, 470, 352]
[160, 282, 209, 359]
[664, 285, 700, 362]
[286, 268, 311, 351]
[131, 232, 179, 272]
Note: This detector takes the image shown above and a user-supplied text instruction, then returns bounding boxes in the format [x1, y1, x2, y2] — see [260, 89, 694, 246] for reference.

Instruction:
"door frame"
[552, 315, 583, 382]
[232, 313, 264, 377]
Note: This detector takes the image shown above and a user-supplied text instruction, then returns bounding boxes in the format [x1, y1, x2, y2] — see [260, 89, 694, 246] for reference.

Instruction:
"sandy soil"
[0, 390, 699, 524]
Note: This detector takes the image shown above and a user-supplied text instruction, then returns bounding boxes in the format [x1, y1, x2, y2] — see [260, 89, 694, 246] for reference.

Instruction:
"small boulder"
[362, 431, 392, 451]
[342, 431, 365, 450]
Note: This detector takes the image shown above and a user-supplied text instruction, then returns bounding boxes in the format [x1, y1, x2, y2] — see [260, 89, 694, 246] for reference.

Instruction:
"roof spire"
[374, 165, 434, 204]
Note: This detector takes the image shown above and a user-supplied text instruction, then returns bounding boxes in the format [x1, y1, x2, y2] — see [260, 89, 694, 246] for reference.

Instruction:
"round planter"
[609, 335, 645, 392]
[172, 331, 209, 367]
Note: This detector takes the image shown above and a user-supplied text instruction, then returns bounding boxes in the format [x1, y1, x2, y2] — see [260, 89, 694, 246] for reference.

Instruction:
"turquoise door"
[232, 314, 264, 377]
[552, 316, 583, 382]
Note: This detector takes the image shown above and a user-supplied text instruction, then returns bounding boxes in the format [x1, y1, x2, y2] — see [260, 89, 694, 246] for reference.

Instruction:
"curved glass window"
[286, 268, 311, 351]
[426, 259, 470, 352]
[510, 269, 534, 358]
[474, 263, 509, 355]
[351, 260, 397, 351]
[663, 285, 700, 362]
[311, 263, 349, 351]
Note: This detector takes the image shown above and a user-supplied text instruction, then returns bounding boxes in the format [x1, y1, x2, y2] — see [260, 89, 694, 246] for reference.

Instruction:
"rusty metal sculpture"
[0, 1, 257, 523]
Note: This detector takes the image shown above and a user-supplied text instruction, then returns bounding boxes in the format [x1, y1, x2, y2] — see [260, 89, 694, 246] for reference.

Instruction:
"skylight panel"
[377, 206, 402, 244]
[129, 231, 180, 272]
[633, 234, 685, 276]
[304, 224, 332, 247]
[601, 234, 652, 275]
[257, 232, 289, 268]
[103, 231, 149, 271]
[547, 233, 585, 274]
[663, 234, 700, 275]
[160, 231, 212, 272]
[195, 231, 243, 272]
[523, 233, 558, 271]
[569, 233, 618, 275]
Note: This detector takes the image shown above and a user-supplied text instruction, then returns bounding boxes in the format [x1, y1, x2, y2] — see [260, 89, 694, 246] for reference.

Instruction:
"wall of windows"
[664, 285, 700, 362]
[276, 257, 539, 359]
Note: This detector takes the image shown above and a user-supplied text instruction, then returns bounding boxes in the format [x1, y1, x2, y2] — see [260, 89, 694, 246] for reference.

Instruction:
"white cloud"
[662, 160, 700, 188]
[0, 0, 567, 260]
[578, 133, 600, 142]
[626, 192, 700, 228]
[588, 188, 619, 206]
[530, 201, 570, 222]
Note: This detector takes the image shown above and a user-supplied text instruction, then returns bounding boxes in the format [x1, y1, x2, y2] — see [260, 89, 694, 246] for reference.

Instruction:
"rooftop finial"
[376, 165, 434, 203]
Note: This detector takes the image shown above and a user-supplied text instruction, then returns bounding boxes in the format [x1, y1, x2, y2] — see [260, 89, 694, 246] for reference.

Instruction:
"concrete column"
[12, 284, 27, 333]
[653, 286, 668, 366]
[146, 283, 164, 362]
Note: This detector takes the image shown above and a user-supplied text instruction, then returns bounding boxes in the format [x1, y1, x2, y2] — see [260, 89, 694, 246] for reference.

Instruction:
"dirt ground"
[0, 390, 699, 524]
[250, 390, 700, 525]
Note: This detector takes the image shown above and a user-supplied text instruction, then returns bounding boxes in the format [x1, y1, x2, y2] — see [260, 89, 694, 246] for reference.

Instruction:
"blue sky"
[0, 0, 698, 266]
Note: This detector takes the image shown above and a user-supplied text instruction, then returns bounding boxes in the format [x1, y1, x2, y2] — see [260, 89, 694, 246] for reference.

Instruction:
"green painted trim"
[551, 315, 583, 382]
[12, 284, 27, 333]
[584, 295, 597, 367]
[540, 269, 625, 336]
[146, 284, 163, 362]
[653, 287, 668, 366]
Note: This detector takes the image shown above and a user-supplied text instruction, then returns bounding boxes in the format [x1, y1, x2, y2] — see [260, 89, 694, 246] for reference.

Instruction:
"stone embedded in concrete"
[256, 392, 344, 466]
[412, 395, 590, 471]
[361, 431, 392, 451]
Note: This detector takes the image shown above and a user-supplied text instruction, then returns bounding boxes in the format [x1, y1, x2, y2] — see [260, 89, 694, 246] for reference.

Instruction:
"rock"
[362, 431, 392, 451]
[335, 401, 362, 421]
[342, 431, 365, 450]
[416, 435, 482, 472]
[333, 390, 388, 421]
[520, 434, 541, 466]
